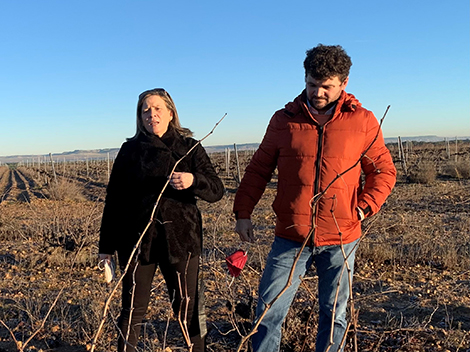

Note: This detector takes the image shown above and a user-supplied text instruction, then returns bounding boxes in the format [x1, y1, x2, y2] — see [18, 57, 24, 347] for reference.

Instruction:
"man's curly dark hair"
[303, 44, 352, 82]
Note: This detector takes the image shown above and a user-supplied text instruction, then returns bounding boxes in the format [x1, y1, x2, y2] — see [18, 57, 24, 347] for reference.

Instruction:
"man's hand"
[170, 172, 194, 190]
[235, 218, 255, 243]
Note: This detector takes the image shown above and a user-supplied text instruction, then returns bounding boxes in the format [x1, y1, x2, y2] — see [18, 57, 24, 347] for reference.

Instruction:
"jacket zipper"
[311, 124, 324, 246]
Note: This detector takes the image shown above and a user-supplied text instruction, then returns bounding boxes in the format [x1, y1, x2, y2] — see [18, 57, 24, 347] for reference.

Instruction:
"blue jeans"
[252, 236, 358, 352]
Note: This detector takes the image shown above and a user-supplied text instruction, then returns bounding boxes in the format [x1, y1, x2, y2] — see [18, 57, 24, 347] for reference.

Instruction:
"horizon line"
[1, 135, 469, 160]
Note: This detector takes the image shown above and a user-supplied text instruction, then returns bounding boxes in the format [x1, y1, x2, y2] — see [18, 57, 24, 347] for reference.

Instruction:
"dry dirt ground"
[0, 144, 469, 352]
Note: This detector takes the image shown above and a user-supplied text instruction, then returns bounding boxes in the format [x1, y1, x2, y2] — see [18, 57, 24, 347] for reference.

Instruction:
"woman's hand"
[99, 253, 112, 262]
[98, 253, 115, 283]
[98, 253, 113, 270]
[169, 172, 194, 190]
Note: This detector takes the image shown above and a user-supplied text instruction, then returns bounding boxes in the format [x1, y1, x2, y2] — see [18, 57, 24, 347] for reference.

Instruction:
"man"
[234, 44, 396, 352]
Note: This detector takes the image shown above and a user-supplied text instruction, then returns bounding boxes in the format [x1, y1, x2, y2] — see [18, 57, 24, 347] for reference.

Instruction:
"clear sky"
[1, 0, 469, 156]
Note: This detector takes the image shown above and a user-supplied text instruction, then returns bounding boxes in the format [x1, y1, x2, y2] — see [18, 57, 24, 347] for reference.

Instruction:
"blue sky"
[0, 0, 469, 156]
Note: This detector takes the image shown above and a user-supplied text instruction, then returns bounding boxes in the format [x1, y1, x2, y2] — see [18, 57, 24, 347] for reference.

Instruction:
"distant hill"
[0, 148, 121, 164]
[384, 135, 469, 144]
[1, 137, 468, 164]
[203, 143, 260, 154]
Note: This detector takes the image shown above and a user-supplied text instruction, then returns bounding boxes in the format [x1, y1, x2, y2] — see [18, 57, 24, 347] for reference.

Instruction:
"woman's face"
[141, 95, 173, 137]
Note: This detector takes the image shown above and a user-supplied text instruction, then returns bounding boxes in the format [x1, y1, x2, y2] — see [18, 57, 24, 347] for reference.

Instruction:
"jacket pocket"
[272, 179, 285, 215]
[324, 184, 357, 221]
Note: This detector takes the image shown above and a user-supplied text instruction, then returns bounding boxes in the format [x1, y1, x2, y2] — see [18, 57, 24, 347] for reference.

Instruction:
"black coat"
[99, 128, 224, 264]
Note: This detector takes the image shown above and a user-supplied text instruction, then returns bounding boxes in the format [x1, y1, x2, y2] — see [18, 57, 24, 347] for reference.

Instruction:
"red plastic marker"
[225, 249, 248, 277]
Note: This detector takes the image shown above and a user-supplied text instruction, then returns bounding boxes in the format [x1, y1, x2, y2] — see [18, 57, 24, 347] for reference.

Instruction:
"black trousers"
[118, 254, 204, 352]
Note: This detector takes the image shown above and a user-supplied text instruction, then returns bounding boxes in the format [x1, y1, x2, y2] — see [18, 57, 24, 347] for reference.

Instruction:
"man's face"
[305, 74, 348, 113]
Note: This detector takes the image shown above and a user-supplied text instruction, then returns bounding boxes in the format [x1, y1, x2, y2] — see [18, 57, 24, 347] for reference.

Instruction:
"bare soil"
[0, 142, 469, 352]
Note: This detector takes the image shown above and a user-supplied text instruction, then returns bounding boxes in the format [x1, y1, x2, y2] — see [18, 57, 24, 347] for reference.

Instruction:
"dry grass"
[0, 199, 118, 352]
[0, 141, 469, 352]
[407, 160, 437, 184]
[47, 179, 87, 202]
[442, 160, 470, 179]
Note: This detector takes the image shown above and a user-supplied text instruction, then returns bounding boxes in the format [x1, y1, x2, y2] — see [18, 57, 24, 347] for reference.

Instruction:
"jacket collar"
[285, 90, 362, 121]
[137, 127, 191, 159]
[138, 127, 178, 149]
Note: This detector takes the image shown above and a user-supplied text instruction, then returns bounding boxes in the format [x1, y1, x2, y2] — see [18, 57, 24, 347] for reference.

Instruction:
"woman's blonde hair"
[129, 88, 193, 140]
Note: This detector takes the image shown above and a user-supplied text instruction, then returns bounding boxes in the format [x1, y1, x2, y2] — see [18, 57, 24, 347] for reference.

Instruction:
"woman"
[99, 88, 224, 352]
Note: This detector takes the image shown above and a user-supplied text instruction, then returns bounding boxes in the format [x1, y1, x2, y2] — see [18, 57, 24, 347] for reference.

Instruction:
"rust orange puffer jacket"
[234, 90, 396, 246]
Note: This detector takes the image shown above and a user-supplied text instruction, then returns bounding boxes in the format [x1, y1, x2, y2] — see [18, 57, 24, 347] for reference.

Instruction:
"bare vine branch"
[237, 106, 390, 351]
[177, 253, 194, 351]
[0, 221, 90, 352]
[310, 105, 390, 207]
[90, 113, 227, 352]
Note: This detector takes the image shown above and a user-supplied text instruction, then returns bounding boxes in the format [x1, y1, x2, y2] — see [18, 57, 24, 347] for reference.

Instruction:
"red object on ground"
[225, 250, 247, 277]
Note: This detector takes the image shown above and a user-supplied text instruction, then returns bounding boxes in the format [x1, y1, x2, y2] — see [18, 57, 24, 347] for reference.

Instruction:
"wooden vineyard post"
[234, 143, 241, 184]
[406, 140, 412, 158]
[455, 137, 458, 162]
[445, 138, 451, 159]
[398, 136, 408, 177]
[49, 153, 58, 185]
[226, 148, 230, 178]
[397, 137, 402, 161]
[107, 153, 110, 182]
